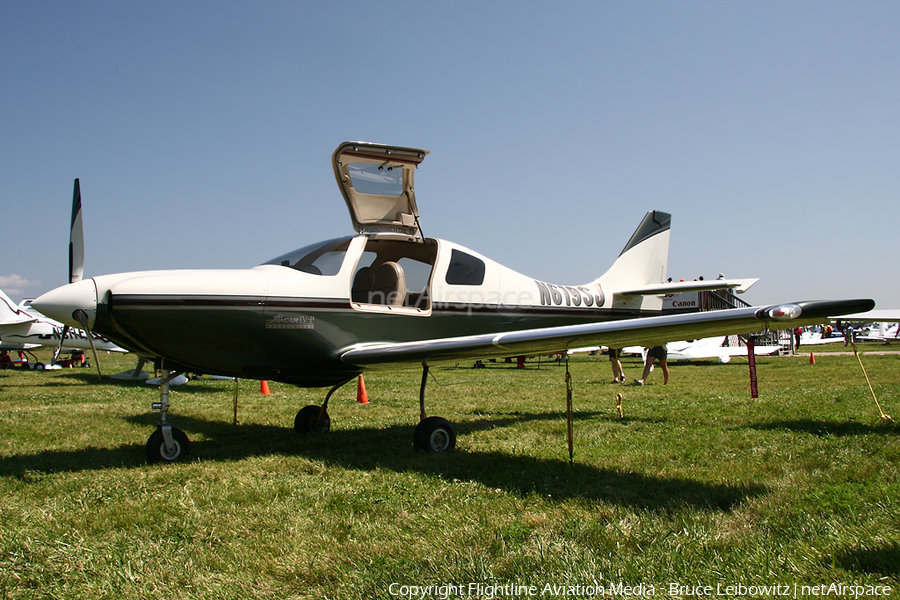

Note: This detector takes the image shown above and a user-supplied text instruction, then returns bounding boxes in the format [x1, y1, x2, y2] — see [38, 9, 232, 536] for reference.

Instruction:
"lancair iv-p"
[33, 142, 874, 462]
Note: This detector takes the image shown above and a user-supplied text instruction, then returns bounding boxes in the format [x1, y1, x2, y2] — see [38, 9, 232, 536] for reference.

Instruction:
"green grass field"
[1, 346, 898, 599]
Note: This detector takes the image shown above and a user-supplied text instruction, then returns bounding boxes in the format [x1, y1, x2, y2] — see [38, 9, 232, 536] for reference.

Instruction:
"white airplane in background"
[33, 142, 875, 463]
[664, 337, 781, 363]
[818, 309, 900, 344]
[0, 291, 41, 349]
[571, 335, 781, 364]
[797, 330, 845, 345]
[858, 323, 900, 342]
[0, 291, 40, 352]
[846, 310, 900, 342]
[615, 336, 782, 364]
[0, 287, 127, 365]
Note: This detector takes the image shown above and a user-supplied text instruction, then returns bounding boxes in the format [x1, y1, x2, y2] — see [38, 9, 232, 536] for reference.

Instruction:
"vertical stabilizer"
[0, 289, 36, 325]
[593, 211, 671, 310]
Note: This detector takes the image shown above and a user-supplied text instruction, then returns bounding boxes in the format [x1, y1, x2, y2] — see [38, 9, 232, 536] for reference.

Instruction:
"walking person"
[608, 348, 625, 383]
[844, 324, 855, 346]
[635, 345, 669, 386]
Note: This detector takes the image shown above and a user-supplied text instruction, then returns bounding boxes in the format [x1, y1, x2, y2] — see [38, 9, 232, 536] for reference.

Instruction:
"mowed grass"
[1, 347, 898, 599]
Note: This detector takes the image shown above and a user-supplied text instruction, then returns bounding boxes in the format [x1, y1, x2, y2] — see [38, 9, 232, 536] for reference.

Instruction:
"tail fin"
[593, 211, 671, 309]
[0, 289, 36, 325]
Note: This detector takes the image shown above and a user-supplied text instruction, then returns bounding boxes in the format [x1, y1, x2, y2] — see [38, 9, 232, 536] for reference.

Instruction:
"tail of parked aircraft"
[0, 288, 36, 325]
[591, 211, 759, 312]
[593, 210, 671, 299]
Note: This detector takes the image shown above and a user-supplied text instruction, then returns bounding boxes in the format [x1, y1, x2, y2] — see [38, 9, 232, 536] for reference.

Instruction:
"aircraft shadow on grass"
[747, 419, 899, 437]
[51, 371, 245, 395]
[2, 410, 765, 513]
[833, 542, 900, 576]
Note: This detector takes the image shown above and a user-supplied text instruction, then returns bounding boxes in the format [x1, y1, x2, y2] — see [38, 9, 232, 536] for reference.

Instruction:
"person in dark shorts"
[635, 345, 669, 386]
[608, 348, 625, 383]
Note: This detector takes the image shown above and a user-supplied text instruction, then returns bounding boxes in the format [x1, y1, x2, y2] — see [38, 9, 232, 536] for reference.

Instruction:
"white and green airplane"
[33, 142, 874, 463]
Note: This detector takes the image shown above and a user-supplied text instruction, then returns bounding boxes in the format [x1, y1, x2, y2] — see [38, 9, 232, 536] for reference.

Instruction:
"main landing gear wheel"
[413, 416, 456, 453]
[294, 405, 331, 433]
[146, 427, 191, 464]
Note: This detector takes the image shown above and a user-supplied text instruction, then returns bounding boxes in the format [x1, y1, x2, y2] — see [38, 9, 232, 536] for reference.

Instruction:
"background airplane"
[858, 322, 900, 342]
[796, 330, 845, 346]
[0, 290, 40, 352]
[838, 309, 900, 343]
[32, 142, 874, 463]
[0, 287, 126, 364]
[620, 336, 783, 364]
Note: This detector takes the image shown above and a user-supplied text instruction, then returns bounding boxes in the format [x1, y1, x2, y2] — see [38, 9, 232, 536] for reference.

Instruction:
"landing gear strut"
[413, 363, 456, 452]
[146, 369, 192, 463]
[292, 367, 456, 452]
[294, 378, 352, 433]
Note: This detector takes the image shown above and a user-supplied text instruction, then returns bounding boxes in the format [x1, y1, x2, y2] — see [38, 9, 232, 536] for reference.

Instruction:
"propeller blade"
[52, 324, 70, 364]
[69, 179, 84, 284]
[74, 309, 102, 380]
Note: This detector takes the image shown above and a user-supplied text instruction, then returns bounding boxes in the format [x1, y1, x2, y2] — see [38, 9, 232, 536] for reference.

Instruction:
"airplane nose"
[32, 279, 99, 330]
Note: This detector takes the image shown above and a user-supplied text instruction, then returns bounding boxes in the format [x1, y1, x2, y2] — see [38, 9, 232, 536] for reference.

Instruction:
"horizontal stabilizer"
[618, 278, 759, 297]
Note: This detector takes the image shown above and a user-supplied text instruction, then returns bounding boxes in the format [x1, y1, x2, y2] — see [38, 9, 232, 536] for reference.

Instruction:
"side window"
[445, 249, 485, 286]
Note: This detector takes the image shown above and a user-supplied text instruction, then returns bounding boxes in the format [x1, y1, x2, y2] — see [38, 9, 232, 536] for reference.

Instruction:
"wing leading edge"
[340, 299, 875, 369]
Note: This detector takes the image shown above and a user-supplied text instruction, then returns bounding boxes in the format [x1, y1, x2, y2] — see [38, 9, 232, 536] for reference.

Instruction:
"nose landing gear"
[146, 369, 191, 464]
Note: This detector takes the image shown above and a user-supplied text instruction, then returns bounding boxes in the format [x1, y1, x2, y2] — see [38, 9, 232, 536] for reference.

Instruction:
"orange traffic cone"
[357, 375, 369, 404]
[260, 380, 271, 395]
[809, 353, 816, 365]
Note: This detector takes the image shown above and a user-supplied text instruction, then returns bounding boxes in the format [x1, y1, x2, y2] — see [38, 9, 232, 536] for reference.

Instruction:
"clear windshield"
[263, 237, 354, 276]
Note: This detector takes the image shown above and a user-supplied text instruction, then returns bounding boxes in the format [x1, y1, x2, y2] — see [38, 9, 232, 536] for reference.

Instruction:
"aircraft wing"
[834, 309, 900, 322]
[340, 299, 874, 369]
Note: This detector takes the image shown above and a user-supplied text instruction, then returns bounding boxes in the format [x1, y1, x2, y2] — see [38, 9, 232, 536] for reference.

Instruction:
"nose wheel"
[146, 425, 191, 463]
[146, 369, 192, 464]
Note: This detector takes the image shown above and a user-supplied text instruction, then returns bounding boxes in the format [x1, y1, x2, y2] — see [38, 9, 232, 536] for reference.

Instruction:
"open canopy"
[332, 141, 429, 237]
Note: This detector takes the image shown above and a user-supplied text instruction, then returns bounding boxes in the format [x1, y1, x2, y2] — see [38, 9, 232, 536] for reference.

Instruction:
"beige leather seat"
[372, 262, 406, 306]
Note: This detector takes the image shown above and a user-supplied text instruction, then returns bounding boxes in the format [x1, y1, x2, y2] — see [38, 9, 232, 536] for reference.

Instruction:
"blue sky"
[2, 1, 898, 307]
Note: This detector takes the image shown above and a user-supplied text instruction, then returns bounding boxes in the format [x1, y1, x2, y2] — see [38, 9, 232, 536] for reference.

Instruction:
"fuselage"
[34, 234, 658, 386]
